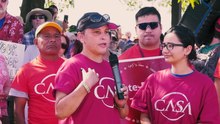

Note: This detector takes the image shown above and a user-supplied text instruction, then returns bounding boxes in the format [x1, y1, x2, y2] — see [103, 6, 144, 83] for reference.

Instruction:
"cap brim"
[26, 9, 52, 23]
[87, 22, 119, 30]
[107, 23, 119, 30]
[35, 22, 62, 37]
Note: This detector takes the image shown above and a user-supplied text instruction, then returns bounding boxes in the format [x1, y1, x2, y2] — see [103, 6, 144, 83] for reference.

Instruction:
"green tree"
[20, 0, 199, 31]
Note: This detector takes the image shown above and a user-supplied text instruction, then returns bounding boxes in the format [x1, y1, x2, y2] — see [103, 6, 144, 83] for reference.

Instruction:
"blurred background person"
[59, 34, 70, 58]
[23, 8, 52, 46]
[0, 0, 23, 43]
[0, 54, 10, 124]
[47, 5, 68, 32]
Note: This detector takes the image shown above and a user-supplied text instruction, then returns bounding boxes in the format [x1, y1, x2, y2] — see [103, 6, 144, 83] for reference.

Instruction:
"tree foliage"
[45, 0, 75, 12]
[119, 0, 200, 11]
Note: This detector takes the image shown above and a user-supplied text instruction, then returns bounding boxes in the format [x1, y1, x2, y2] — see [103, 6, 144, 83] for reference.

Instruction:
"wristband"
[82, 82, 90, 93]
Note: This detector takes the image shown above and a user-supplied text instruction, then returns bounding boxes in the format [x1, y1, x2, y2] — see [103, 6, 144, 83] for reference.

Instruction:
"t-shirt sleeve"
[54, 61, 82, 95]
[10, 66, 29, 93]
[131, 76, 151, 114]
[197, 79, 220, 123]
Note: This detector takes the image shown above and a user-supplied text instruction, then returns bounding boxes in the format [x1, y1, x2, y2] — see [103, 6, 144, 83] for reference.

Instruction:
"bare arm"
[55, 68, 99, 119]
[114, 84, 129, 118]
[140, 113, 151, 124]
[14, 97, 27, 124]
[214, 77, 220, 111]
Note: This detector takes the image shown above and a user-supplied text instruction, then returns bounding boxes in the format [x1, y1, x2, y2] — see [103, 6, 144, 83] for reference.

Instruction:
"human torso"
[10, 56, 65, 124]
[132, 69, 220, 124]
[55, 54, 120, 124]
[119, 44, 161, 60]
[22, 29, 35, 45]
[0, 13, 23, 43]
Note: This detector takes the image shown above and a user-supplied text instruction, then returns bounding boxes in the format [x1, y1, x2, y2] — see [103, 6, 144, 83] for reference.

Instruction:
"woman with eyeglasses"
[131, 25, 220, 124]
[59, 34, 70, 58]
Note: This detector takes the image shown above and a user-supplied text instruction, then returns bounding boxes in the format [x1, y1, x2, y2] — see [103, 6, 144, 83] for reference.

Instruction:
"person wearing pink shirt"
[0, 54, 10, 124]
[54, 12, 129, 124]
[131, 25, 220, 124]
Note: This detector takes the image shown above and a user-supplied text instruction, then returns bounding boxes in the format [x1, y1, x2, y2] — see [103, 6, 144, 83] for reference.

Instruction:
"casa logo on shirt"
[154, 92, 192, 121]
[94, 77, 116, 108]
[34, 74, 56, 102]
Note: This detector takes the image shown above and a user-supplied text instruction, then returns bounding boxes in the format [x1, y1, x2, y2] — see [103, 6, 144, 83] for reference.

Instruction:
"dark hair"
[135, 7, 161, 23]
[164, 25, 197, 60]
[49, 5, 58, 10]
[61, 34, 70, 55]
[45, 8, 55, 17]
[71, 40, 83, 56]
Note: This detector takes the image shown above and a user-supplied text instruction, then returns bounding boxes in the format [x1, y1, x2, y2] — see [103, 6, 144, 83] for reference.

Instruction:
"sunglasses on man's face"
[31, 15, 45, 20]
[137, 22, 159, 30]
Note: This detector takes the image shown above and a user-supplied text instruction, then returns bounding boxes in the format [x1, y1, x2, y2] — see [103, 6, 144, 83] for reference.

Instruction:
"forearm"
[214, 78, 220, 110]
[15, 111, 25, 124]
[14, 97, 26, 124]
[55, 83, 89, 119]
[116, 103, 129, 118]
[140, 113, 151, 124]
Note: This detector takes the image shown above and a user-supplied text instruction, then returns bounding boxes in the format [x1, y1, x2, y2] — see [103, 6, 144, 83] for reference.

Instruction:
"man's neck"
[81, 50, 104, 63]
[40, 54, 60, 61]
[0, 12, 6, 19]
[139, 42, 160, 50]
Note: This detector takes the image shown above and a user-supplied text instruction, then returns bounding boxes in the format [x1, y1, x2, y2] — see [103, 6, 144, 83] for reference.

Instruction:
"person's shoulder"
[5, 13, 22, 24]
[55, 19, 63, 27]
[24, 29, 35, 35]
[63, 54, 82, 64]
[193, 70, 213, 84]
[119, 44, 138, 59]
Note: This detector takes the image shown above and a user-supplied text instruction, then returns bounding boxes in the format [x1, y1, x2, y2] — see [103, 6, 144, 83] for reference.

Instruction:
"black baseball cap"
[76, 12, 119, 32]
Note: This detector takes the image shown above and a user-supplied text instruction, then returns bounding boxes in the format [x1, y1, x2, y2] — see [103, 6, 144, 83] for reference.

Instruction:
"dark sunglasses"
[31, 15, 45, 20]
[82, 14, 110, 23]
[0, 0, 7, 3]
[61, 43, 68, 49]
[160, 42, 184, 50]
[137, 22, 159, 30]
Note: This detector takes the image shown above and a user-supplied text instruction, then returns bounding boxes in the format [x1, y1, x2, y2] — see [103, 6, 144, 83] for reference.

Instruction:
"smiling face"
[162, 32, 191, 65]
[78, 25, 111, 57]
[35, 26, 61, 57]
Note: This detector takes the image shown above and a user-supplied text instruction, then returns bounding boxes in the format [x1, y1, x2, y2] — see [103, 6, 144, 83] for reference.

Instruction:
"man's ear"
[77, 32, 84, 44]
[34, 38, 38, 45]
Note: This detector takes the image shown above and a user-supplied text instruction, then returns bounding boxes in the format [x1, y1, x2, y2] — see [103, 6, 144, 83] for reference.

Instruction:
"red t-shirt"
[10, 56, 65, 124]
[131, 69, 220, 123]
[119, 44, 161, 60]
[54, 54, 121, 124]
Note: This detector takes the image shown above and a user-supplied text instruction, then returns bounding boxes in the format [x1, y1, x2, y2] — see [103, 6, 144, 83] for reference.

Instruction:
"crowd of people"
[0, 0, 220, 123]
